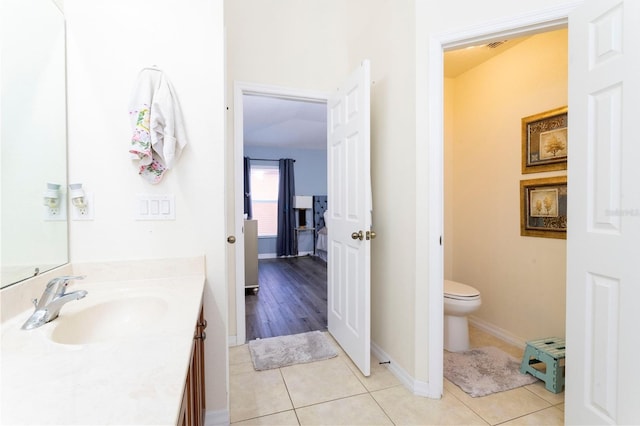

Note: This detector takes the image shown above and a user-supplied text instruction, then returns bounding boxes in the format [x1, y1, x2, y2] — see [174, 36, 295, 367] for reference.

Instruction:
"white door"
[327, 60, 372, 376]
[566, 0, 640, 423]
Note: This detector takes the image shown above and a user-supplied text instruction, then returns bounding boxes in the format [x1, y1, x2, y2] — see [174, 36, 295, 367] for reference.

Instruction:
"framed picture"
[522, 106, 568, 173]
[520, 176, 567, 239]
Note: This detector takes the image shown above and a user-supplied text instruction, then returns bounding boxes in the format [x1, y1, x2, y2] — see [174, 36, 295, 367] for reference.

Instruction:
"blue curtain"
[243, 157, 252, 219]
[276, 158, 296, 256]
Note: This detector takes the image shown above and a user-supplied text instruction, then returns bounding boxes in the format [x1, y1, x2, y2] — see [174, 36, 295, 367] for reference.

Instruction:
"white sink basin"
[48, 296, 168, 345]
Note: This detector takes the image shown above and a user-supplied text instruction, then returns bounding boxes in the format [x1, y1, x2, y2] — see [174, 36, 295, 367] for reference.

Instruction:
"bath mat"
[444, 346, 539, 397]
[248, 331, 338, 371]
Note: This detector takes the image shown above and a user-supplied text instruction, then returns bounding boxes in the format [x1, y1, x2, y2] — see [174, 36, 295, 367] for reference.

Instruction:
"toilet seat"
[444, 280, 480, 301]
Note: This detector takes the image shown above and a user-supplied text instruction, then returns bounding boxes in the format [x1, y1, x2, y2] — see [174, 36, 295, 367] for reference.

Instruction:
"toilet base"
[444, 314, 470, 352]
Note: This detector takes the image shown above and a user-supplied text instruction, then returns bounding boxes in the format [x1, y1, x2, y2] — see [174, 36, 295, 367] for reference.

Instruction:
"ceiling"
[243, 36, 529, 150]
[444, 36, 529, 78]
[243, 94, 327, 150]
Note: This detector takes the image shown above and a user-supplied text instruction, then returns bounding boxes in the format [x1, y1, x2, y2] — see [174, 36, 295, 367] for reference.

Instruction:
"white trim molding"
[468, 316, 527, 349]
[233, 81, 329, 348]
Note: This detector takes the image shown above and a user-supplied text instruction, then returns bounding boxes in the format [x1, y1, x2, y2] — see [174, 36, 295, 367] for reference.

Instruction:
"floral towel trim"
[129, 104, 167, 184]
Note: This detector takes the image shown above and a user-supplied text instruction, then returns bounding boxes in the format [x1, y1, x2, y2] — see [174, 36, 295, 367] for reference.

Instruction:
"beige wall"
[445, 30, 568, 341]
[65, 0, 227, 414]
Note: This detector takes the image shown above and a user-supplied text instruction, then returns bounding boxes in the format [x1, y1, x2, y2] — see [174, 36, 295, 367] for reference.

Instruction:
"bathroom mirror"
[1, 0, 68, 288]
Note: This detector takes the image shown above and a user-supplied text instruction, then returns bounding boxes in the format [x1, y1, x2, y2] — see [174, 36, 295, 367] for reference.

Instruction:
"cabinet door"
[178, 303, 206, 426]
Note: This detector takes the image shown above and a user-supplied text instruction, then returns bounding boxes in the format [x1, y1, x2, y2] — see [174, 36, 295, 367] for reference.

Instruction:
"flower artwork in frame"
[522, 106, 567, 174]
[520, 176, 567, 239]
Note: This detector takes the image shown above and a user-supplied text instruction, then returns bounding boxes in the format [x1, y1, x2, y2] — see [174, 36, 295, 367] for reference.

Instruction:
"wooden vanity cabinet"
[178, 304, 207, 426]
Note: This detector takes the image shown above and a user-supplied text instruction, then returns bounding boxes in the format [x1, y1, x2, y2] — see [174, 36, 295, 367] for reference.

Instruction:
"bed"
[313, 196, 328, 262]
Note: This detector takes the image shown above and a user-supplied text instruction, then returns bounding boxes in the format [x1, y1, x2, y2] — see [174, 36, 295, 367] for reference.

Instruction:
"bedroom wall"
[445, 30, 568, 342]
[244, 145, 327, 256]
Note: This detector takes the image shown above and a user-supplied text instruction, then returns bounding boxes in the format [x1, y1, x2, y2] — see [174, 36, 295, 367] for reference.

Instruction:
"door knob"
[227, 236, 236, 244]
[366, 230, 377, 240]
[351, 231, 363, 241]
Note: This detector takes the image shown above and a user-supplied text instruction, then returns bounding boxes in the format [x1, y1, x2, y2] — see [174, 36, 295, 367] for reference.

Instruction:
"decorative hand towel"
[129, 67, 187, 184]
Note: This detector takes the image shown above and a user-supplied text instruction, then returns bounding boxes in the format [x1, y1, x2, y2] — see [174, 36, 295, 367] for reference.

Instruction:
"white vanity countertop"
[1, 274, 205, 425]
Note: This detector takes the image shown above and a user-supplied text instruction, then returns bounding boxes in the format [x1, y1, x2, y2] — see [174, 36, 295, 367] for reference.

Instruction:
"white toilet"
[444, 279, 482, 352]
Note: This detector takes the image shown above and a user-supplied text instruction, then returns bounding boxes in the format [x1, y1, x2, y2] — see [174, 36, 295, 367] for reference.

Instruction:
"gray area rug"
[248, 331, 338, 371]
[444, 346, 539, 397]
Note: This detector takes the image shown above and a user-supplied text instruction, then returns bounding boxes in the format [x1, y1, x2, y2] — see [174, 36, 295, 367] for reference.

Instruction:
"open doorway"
[426, 5, 575, 398]
[234, 83, 329, 343]
[442, 26, 568, 385]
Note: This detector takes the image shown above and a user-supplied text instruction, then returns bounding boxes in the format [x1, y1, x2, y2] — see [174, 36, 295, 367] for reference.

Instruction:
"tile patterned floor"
[229, 327, 565, 425]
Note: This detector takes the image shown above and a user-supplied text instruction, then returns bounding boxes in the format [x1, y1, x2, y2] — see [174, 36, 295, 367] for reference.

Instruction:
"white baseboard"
[258, 252, 315, 259]
[258, 253, 277, 259]
[468, 316, 527, 349]
[205, 408, 229, 426]
[371, 341, 441, 399]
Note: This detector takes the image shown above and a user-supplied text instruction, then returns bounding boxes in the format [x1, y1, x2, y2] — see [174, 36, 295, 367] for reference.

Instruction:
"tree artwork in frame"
[520, 176, 567, 239]
[522, 106, 567, 174]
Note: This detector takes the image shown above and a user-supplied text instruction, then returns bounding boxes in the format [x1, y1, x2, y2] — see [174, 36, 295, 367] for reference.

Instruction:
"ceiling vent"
[486, 41, 507, 49]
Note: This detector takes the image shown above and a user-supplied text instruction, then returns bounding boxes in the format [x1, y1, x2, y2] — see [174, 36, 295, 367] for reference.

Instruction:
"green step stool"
[520, 337, 566, 393]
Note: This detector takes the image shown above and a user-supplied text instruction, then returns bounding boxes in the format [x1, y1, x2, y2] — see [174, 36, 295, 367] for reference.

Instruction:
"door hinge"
[439, 236, 442, 246]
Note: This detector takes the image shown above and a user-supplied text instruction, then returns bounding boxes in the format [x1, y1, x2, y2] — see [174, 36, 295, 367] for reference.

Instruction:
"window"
[250, 165, 279, 236]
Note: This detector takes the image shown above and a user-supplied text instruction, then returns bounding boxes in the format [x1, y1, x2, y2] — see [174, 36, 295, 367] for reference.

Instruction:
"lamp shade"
[293, 195, 313, 209]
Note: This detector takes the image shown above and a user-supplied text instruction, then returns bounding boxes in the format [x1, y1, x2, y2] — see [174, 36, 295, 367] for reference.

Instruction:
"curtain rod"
[249, 158, 295, 162]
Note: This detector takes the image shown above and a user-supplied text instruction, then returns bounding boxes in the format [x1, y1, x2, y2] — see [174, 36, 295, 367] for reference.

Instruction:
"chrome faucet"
[21, 275, 87, 330]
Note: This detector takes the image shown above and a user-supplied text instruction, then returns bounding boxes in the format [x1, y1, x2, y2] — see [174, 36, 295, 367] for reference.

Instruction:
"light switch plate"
[135, 194, 175, 220]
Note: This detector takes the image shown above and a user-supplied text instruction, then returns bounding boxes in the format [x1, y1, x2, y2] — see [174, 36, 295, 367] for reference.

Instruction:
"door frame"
[426, 1, 582, 396]
[233, 82, 328, 345]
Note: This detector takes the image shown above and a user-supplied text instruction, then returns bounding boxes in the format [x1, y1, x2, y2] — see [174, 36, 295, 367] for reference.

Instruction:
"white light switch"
[139, 199, 149, 215]
[150, 200, 159, 215]
[135, 194, 175, 220]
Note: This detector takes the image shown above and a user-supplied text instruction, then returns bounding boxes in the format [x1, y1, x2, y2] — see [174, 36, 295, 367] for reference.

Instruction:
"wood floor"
[245, 256, 327, 341]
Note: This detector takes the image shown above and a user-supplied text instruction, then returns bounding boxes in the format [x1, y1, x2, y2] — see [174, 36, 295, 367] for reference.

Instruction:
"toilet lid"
[444, 280, 480, 299]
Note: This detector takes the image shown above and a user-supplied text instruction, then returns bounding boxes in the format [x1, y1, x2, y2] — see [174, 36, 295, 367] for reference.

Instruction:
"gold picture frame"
[520, 176, 567, 239]
[522, 106, 568, 174]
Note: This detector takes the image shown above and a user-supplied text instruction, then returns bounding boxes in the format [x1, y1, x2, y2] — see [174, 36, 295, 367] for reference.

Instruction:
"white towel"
[129, 67, 187, 184]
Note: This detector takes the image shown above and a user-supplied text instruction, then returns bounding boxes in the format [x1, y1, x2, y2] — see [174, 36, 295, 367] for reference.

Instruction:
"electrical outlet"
[71, 193, 94, 220]
[44, 195, 66, 221]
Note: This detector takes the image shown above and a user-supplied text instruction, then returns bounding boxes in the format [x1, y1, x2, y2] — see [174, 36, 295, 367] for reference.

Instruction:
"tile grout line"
[278, 366, 302, 425]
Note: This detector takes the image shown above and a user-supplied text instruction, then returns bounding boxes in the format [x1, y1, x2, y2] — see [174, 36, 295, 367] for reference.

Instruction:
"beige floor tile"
[230, 344, 252, 366]
[342, 353, 402, 392]
[229, 344, 256, 375]
[281, 357, 367, 408]
[524, 381, 565, 405]
[372, 385, 488, 425]
[230, 369, 293, 423]
[229, 327, 565, 425]
[501, 406, 565, 425]
[444, 382, 551, 425]
[232, 410, 300, 425]
[296, 394, 393, 425]
[230, 361, 257, 376]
